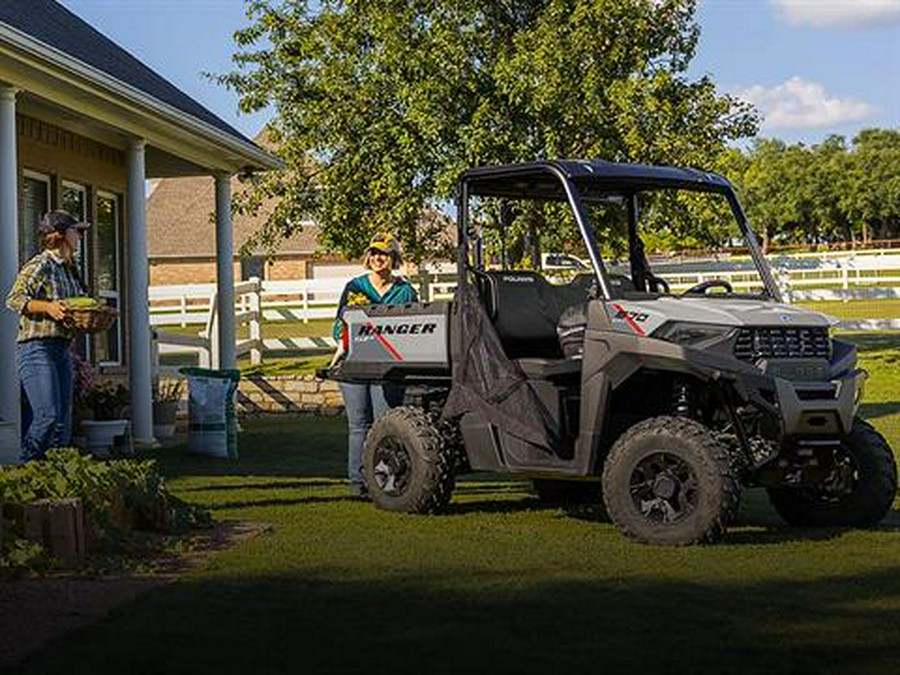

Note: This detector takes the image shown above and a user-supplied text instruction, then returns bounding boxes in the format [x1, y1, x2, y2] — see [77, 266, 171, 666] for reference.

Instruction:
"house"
[146, 134, 351, 286]
[0, 0, 280, 454]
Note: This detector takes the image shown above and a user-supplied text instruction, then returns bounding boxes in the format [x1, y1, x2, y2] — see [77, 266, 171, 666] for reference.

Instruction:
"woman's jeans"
[17, 338, 74, 462]
[339, 382, 404, 491]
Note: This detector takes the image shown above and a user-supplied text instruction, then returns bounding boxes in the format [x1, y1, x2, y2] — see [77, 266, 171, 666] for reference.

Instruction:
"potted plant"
[79, 381, 130, 458]
[153, 379, 183, 439]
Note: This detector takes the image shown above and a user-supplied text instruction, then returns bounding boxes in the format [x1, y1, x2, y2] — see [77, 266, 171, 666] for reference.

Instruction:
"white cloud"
[771, 0, 900, 29]
[735, 77, 875, 130]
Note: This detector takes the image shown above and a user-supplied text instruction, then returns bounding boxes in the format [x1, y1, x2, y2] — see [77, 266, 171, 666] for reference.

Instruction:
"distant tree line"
[722, 129, 900, 253]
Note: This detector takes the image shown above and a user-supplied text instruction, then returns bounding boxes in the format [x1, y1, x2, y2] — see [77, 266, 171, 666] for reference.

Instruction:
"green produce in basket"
[62, 297, 102, 309]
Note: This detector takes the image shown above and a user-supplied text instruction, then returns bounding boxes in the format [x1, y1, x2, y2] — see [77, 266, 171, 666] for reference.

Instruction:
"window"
[61, 181, 88, 277]
[93, 191, 121, 365]
[20, 170, 50, 264]
[62, 182, 90, 359]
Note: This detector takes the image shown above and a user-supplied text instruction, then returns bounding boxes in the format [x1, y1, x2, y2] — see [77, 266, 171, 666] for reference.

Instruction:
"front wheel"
[362, 406, 455, 514]
[767, 419, 897, 527]
[602, 416, 740, 545]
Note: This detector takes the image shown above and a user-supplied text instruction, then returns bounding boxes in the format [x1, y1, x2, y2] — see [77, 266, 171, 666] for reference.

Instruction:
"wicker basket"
[66, 305, 118, 334]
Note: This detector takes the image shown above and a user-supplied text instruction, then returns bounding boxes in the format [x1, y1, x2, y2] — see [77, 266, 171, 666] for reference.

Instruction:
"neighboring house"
[146, 135, 347, 285]
[0, 0, 279, 451]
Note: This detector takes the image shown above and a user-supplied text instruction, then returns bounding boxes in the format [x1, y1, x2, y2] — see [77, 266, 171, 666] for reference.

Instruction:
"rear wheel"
[362, 406, 455, 514]
[602, 416, 740, 545]
[767, 419, 897, 527]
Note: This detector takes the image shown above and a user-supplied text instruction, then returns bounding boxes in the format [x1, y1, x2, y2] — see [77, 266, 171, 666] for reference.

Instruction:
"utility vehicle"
[327, 160, 897, 545]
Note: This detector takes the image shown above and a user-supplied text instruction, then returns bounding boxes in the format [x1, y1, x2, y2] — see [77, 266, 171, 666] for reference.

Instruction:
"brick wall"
[162, 375, 343, 417]
[237, 374, 343, 416]
[149, 260, 239, 285]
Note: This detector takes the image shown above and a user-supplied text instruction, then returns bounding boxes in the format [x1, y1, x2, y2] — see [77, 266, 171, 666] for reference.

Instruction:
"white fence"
[150, 252, 900, 368]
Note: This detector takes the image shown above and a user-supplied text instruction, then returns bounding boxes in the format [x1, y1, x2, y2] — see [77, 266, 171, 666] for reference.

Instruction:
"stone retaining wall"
[236, 375, 343, 416]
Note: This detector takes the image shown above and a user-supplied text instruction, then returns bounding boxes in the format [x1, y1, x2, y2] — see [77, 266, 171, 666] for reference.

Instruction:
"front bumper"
[772, 369, 866, 437]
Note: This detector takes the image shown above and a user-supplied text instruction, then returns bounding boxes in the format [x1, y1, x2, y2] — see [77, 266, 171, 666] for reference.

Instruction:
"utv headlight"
[653, 322, 734, 346]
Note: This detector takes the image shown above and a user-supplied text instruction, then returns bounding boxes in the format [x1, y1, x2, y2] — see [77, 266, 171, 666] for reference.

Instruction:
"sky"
[57, 0, 900, 148]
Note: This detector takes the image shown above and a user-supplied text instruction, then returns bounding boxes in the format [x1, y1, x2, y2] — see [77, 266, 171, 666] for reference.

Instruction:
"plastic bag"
[180, 367, 240, 459]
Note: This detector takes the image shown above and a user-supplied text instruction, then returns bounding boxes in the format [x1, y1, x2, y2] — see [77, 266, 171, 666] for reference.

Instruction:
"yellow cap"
[367, 232, 399, 254]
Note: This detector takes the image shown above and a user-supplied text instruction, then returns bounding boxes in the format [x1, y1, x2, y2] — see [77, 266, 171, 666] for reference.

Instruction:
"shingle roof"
[0, 0, 250, 143]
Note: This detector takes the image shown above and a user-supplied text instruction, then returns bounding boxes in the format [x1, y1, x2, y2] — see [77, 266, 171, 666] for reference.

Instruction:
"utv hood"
[605, 296, 836, 336]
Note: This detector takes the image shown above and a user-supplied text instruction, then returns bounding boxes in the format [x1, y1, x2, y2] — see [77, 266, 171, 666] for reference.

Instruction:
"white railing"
[150, 252, 900, 369]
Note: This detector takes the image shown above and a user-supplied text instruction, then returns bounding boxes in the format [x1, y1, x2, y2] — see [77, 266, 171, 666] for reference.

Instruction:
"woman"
[332, 233, 418, 496]
[6, 210, 90, 461]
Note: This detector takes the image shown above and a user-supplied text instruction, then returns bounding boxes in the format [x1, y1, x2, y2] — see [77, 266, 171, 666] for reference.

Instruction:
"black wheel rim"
[372, 437, 411, 497]
[629, 452, 699, 524]
[802, 446, 858, 503]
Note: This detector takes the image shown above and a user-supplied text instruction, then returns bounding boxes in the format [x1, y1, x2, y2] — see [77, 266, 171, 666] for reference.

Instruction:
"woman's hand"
[329, 343, 345, 367]
[27, 300, 68, 323]
[46, 301, 68, 322]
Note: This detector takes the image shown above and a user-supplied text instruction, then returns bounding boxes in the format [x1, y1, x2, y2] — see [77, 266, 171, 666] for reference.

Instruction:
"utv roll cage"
[455, 159, 783, 302]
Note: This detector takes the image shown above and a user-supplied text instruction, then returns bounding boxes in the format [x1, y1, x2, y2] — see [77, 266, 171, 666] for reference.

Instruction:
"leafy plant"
[84, 381, 130, 421]
[154, 379, 184, 403]
[0, 449, 211, 570]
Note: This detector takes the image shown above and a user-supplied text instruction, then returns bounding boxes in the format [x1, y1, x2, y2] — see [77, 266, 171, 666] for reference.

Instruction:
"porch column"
[214, 172, 235, 370]
[0, 86, 19, 450]
[126, 139, 155, 446]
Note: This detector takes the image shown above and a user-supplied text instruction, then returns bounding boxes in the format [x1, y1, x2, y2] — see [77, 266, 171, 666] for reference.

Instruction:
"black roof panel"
[461, 159, 733, 200]
[0, 0, 250, 142]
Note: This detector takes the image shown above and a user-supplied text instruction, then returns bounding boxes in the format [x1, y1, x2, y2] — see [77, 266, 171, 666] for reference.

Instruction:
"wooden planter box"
[3, 499, 86, 565]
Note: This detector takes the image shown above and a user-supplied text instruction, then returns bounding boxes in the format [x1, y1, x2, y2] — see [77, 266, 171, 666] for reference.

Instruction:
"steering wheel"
[684, 279, 733, 295]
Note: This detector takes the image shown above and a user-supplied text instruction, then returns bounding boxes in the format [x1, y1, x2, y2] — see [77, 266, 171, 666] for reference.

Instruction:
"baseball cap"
[367, 232, 399, 255]
[38, 210, 91, 234]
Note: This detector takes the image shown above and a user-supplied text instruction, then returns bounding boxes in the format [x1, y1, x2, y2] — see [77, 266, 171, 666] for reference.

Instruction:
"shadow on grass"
[839, 331, 900, 352]
[18, 567, 900, 675]
[859, 401, 900, 420]
[180, 479, 340, 493]
[207, 495, 369, 511]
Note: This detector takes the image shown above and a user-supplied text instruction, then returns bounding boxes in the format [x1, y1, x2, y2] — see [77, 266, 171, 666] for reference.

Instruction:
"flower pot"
[80, 419, 129, 459]
[153, 400, 179, 439]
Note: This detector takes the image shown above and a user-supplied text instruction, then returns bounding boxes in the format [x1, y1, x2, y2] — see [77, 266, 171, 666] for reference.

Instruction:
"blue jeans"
[339, 382, 404, 490]
[17, 339, 74, 462]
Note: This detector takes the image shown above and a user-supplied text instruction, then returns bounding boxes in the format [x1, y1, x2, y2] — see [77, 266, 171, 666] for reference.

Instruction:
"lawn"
[16, 335, 900, 675]
[798, 298, 900, 321]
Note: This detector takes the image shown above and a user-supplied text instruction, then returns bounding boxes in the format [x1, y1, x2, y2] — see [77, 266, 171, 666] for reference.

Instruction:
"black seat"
[474, 271, 595, 359]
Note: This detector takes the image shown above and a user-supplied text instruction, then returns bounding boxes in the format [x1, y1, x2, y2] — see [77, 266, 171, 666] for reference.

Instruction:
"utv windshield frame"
[456, 160, 782, 302]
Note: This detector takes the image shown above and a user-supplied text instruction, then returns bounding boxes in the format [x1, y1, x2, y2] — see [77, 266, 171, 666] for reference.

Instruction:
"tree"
[221, 0, 758, 261]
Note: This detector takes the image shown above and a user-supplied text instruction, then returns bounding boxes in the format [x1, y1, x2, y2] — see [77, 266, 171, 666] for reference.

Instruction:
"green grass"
[157, 318, 334, 340]
[798, 299, 900, 321]
[17, 338, 900, 675]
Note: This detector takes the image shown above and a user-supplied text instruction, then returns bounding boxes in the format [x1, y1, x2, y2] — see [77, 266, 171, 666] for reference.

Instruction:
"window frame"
[94, 189, 123, 367]
[20, 169, 51, 264]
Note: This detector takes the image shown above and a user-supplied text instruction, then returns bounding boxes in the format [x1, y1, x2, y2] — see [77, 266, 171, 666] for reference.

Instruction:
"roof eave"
[0, 23, 282, 173]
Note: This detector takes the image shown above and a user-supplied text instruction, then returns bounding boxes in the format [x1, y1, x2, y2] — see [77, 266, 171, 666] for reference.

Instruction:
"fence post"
[417, 265, 431, 302]
[302, 286, 310, 324]
[180, 293, 187, 328]
[150, 328, 159, 381]
[206, 290, 219, 370]
[250, 277, 262, 365]
[778, 265, 792, 303]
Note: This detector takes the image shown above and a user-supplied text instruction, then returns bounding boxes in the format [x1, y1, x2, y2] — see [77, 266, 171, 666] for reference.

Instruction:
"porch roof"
[0, 0, 280, 176]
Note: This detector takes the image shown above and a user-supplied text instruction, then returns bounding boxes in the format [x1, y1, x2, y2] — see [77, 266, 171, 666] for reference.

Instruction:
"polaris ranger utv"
[327, 160, 897, 545]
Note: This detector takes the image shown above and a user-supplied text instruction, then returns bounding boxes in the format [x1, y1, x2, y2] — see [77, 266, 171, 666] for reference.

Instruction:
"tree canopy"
[726, 129, 900, 252]
[221, 0, 757, 261]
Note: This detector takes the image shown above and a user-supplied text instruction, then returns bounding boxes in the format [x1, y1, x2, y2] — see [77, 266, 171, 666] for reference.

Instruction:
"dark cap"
[37, 210, 91, 234]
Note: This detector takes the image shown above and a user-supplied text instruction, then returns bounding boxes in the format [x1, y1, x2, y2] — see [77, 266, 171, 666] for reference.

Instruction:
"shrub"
[0, 449, 210, 570]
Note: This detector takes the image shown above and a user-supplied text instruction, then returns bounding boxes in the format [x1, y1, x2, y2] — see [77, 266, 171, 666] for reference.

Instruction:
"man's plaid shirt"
[5, 250, 87, 342]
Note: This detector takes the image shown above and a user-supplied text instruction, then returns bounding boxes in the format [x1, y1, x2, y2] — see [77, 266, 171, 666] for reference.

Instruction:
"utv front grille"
[734, 327, 830, 362]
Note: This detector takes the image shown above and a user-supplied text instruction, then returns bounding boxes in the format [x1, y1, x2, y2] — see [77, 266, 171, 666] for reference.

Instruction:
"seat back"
[474, 271, 595, 358]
